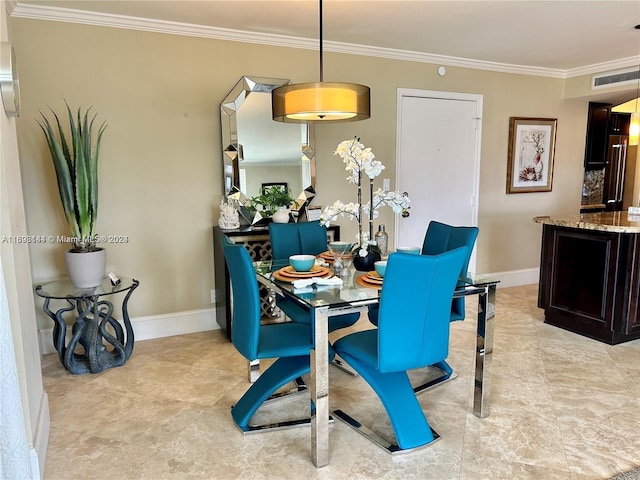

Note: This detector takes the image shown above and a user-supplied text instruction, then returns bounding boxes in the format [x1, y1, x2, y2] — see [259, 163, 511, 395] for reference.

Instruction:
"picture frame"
[506, 117, 557, 194]
[304, 205, 323, 222]
[261, 182, 288, 195]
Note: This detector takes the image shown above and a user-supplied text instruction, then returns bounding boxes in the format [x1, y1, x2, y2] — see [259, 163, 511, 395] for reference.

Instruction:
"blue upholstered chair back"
[269, 221, 328, 261]
[421, 221, 478, 272]
[221, 237, 261, 360]
[421, 221, 478, 320]
[377, 247, 468, 373]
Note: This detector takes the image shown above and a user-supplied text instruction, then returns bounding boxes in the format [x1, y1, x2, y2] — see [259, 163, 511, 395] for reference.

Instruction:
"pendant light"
[272, 0, 370, 123]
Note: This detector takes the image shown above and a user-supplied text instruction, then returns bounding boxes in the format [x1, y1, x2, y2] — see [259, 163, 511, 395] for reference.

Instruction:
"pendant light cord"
[319, 0, 324, 82]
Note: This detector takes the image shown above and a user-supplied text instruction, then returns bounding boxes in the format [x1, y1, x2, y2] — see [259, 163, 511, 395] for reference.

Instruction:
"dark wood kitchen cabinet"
[584, 102, 611, 170]
[583, 103, 631, 171]
[609, 112, 630, 135]
[537, 220, 640, 344]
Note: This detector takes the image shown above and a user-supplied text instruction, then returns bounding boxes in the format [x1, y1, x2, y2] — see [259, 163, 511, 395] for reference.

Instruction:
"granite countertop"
[533, 211, 640, 233]
[579, 203, 606, 210]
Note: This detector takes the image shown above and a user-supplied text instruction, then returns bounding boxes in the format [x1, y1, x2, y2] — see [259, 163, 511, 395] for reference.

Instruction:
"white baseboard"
[133, 307, 218, 341]
[29, 449, 40, 480]
[39, 307, 219, 355]
[485, 267, 539, 288]
[31, 390, 49, 480]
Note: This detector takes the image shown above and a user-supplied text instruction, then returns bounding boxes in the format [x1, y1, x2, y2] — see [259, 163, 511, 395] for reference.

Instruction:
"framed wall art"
[506, 117, 557, 193]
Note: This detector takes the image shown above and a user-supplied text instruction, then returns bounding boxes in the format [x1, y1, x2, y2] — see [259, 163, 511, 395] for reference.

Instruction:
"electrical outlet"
[383, 178, 390, 191]
[210, 290, 217, 304]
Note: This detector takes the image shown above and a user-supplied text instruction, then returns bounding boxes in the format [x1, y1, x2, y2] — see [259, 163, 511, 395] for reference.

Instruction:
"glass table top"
[35, 276, 137, 299]
[255, 260, 380, 310]
[254, 259, 498, 311]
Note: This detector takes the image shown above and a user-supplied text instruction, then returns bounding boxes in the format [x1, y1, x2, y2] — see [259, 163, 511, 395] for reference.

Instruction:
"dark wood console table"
[212, 224, 340, 340]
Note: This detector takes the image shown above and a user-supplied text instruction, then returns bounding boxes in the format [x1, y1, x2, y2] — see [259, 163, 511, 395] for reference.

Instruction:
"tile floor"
[42, 284, 640, 479]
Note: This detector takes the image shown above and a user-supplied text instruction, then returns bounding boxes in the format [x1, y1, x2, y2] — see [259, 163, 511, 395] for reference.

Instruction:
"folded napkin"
[292, 276, 343, 290]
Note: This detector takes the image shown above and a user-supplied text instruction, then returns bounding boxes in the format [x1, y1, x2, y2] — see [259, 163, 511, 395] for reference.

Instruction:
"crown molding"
[10, 2, 637, 80]
[326, 40, 566, 78]
[565, 56, 640, 79]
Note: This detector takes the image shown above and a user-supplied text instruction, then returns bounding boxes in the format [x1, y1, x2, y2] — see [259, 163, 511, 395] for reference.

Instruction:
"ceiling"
[10, 0, 640, 75]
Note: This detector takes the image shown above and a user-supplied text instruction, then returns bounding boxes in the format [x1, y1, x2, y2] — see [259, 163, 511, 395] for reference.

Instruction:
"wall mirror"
[221, 76, 316, 207]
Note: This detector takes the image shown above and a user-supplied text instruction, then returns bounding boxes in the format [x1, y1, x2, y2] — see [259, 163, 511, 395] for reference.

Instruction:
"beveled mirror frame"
[220, 76, 316, 204]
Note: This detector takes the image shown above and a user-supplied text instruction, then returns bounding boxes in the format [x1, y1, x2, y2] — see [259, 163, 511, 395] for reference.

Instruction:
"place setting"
[271, 254, 347, 292]
[272, 255, 331, 282]
[355, 260, 386, 289]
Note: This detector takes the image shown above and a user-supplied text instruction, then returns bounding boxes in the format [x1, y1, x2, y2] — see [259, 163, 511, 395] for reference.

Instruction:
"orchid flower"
[320, 137, 411, 256]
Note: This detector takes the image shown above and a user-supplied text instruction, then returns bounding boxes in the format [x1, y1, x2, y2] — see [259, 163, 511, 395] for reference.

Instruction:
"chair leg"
[232, 355, 311, 434]
[331, 354, 359, 376]
[412, 360, 456, 394]
[333, 352, 439, 452]
[249, 358, 308, 401]
[263, 376, 307, 404]
[248, 359, 260, 383]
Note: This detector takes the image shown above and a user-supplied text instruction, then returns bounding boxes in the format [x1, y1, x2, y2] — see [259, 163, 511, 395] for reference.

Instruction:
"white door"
[395, 89, 482, 270]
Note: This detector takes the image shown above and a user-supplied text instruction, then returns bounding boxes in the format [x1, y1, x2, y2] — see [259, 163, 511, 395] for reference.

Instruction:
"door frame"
[395, 88, 483, 268]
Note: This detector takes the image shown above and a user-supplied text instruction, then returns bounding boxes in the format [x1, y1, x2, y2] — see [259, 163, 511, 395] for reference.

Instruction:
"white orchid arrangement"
[320, 137, 411, 257]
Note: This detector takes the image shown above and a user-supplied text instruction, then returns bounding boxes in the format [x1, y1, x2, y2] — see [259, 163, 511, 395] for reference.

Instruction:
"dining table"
[254, 256, 499, 468]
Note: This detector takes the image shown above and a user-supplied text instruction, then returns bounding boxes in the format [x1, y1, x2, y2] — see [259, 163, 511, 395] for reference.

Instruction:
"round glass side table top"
[35, 276, 137, 299]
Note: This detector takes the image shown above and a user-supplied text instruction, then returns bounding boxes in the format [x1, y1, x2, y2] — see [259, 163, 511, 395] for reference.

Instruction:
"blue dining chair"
[221, 237, 313, 433]
[333, 247, 468, 453]
[269, 221, 329, 261]
[269, 221, 361, 376]
[368, 220, 478, 392]
[421, 220, 479, 321]
[269, 221, 361, 334]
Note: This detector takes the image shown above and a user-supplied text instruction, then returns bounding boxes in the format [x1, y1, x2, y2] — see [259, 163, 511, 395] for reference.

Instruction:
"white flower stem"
[357, 171, 363, 244]
[369, 179, 374, 240]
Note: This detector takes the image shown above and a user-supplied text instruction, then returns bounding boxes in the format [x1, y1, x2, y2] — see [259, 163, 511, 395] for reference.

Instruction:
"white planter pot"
[272, 207, 290, 223]
[64, 248, 107, 288]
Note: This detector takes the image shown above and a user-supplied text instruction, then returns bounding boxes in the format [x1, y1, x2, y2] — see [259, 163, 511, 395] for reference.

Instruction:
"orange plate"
[273, 266, 331, 283]
[277, 265, 329, 278]
[319, 251, 353, 261]
[356, 274, 383, 289]
[273, 268, 332, 283]
[366, 271, 383, 281]
[318, 251, 335, 261]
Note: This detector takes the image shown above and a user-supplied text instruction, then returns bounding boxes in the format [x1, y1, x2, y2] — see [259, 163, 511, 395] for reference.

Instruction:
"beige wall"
[11, 17, 619, 321]
[2, 4, 47, 475]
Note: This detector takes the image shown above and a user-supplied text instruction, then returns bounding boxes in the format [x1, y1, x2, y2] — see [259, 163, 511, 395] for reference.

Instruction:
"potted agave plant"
[39, 103, 107, 288]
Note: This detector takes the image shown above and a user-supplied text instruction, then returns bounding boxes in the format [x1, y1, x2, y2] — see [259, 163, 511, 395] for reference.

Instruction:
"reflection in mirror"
[220, 76, 315, 203]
